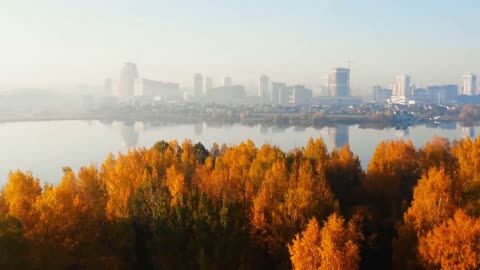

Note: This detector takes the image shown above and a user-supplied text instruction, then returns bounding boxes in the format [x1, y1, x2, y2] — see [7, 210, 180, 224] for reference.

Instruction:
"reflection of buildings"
[271, 125, 286, 134]
[462, 126, 475, 138]
[194, 122, 204, 136]
[394, 126, 410, 138]
[328, 125, 349, 148]
[259, 124, 269, 135]
[112, 121, 142, 148]
[294, 126, 306, 132]
[438, 122, 456, 130]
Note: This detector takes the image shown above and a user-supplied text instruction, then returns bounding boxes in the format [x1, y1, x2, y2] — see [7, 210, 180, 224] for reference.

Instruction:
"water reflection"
[439, 122, 456, 130]
[4, 120, 480, 184]
[394, 126, 409, 138]
[112, 121, 142, 148]
[194, 122, 204, 136]
[462, 126, 475, 138]
[109, 120, 477, 151]
[328, 125, 349, 148]
[271, 126, 286, 134]
[259, 125, 269, 135]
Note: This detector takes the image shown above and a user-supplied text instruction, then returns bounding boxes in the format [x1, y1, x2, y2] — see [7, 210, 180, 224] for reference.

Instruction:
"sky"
[1, 0, 479, 94]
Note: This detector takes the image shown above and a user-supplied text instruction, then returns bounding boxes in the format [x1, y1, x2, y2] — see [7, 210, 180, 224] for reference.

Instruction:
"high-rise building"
[204, 77, 213, 95]
[320, 75, 330, 96]
[328, 68, 350, 97]
[372, 86, 392, 103]
[276, 85, 313, 106]
[461, 73, 477, 95]
[119, 62, 139, 98]
[223, 77, 232, 87]
[259, 75, 270, 104]
[393, 74, 411, 96]
[134, 78, 181, 99]
[111, 80, 120, 97]
[205, 85, 246, 104]
[193, 73, 203, 97]
[289, 85, 313, 105]
[104, 78, 113, 96]
[271, 82, 287, 105]
[278, 87, 290, 106]
[426, 85, 458, 104]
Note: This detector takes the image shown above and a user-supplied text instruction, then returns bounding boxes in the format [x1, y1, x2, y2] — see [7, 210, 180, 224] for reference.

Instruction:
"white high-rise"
[393, 74, 411, 96]
[104, 78, 113, 96]
[223, 77, 232, 87]
[119, 62, 139, 98]
[328, 68, 350, 97]
[461, 73, 477, 95]
[204, 77, 213, 95]
[259, 75, 270, 104]
[271, 82, 286, 105]
[193, 73, 203, 97]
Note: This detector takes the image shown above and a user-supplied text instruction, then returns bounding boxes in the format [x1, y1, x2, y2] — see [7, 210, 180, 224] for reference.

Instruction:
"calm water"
[0, 120, 476, 185]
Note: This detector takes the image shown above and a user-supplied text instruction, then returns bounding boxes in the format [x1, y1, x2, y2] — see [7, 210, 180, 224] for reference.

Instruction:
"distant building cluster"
[102, 62, 480, 107]
[372, 72, 479, 106]
[104, 62, 181, 105]
[102, 62, 354, 106]
[187, 72, 322, 105]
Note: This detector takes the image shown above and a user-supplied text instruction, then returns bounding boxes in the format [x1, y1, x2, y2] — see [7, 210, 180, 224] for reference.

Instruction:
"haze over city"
[1, 0, 480, 93]
[5, 1, 480, 269]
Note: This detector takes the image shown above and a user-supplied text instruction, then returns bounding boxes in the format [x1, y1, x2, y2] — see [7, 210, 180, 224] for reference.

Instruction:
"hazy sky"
[1, 0, 479, 94]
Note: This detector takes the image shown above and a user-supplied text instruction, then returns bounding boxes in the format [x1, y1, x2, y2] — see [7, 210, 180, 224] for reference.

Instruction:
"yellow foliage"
[165, 165, 186, 206]
[419, 210, 480, 270]
[3, 170, 42, 228]
[288, 214, 361, 270]
[404, 167, 457, 235]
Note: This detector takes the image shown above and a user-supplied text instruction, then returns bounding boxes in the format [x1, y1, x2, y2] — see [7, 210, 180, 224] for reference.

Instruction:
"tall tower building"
[204, 76, 213, 95]
[223, 77, 232, 87]
[259, 75, 270, 104]
[328, 68, 350, 97]
[462, 73, 477, 95]
[393, 74, 411, 96]
[119, 62, 139, 98]
[320, 75, 330, 96]
[104, 78, 113, 96]
[271, 82, 286, 105]
[193, 73, 204, 97]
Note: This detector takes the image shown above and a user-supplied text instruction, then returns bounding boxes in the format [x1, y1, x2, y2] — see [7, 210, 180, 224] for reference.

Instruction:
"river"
[0, 120, 476, 185]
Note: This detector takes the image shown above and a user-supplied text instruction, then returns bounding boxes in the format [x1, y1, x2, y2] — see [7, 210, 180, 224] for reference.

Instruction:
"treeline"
[1, 137, 480, 269]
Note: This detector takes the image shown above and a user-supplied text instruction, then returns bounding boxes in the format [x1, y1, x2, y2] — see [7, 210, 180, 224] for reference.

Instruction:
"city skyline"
[107, 62, 477, 100]
[1, 1, 480, 93]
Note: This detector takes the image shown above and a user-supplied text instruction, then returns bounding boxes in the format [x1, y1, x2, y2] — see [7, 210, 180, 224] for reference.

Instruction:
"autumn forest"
[1, 136, 480, 269]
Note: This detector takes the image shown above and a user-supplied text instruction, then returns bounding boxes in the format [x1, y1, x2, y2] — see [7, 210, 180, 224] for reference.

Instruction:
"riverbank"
[0, 110, 474, 128]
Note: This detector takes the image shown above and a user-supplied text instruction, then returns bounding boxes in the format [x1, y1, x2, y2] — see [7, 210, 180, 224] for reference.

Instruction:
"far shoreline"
[0, 111, 476, 128]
